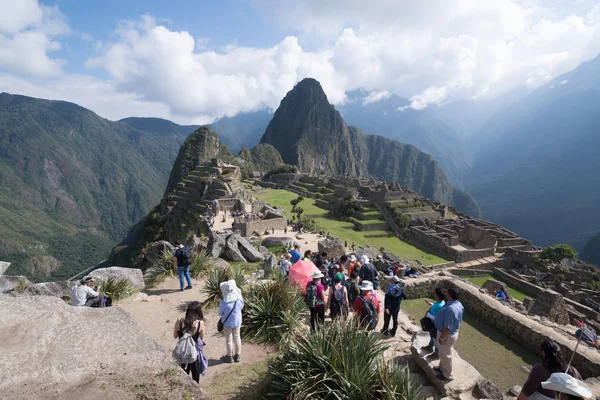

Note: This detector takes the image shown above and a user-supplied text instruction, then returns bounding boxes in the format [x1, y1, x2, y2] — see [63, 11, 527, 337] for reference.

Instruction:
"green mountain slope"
[581, 234, 600, 266]
[0, 93, 181, 281]
[260, 78, 481, 216]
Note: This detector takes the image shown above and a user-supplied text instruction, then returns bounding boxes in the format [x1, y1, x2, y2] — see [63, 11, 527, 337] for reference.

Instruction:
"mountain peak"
[282, 77, 330, 107]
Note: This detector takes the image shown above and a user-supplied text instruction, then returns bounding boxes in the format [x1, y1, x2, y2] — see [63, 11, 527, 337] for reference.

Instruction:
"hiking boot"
[185, 285, 192, 290]
[221, 355, 233, 364]
[421, 345, 433, 352]
[380, 329, 389, 336]
[233, 354, 241, 363]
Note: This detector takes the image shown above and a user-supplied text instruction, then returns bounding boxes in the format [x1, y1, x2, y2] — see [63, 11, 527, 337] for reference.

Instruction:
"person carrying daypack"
[381, 276, 408, 337]
[359, 255, 379, 290]
[327, 275, 349, 320]
[173, 301, 207, 383]
[353, 280, 380, 331]
[305, 271, 326, 331]
[174, 240, 194, 291]
[344, 271, 361, 306]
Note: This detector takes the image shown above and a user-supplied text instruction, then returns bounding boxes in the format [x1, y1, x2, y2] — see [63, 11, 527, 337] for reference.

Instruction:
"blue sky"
[1, 0, 600, 123]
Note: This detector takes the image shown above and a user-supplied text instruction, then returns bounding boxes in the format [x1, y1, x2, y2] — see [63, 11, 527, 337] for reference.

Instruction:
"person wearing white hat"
[305, 271, 326, 331]
[541, 373, 592, 400]
[218, 279, 245, 363]
[353, 280, 380, 331]
[359, 255, 379, 290]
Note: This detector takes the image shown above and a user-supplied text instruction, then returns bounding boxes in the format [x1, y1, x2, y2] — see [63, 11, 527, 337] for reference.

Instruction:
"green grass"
[402, 299, 539, 392]
[251, 187, 447, 265]
[463, 274, 533, 302]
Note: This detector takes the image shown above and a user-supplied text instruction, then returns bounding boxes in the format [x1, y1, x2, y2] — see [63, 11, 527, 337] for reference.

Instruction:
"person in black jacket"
[381, 276, 408, 337]
[359, 255, 379, 289]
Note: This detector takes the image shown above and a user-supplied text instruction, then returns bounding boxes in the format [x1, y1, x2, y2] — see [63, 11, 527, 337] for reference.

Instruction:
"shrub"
[15, 278, 30, 291]
[539, 244, 578, 264]
[189, 249, 213, 278]
[144, 249, 174, 288]
[241, 274, 304, 346]
[97, 276, 137, 300]
[202, 265, 246, 309]
[268, 319, 421, 400]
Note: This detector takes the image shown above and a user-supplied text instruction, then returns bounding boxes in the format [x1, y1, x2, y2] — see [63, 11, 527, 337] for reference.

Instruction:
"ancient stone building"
[529, 289, 570, 325]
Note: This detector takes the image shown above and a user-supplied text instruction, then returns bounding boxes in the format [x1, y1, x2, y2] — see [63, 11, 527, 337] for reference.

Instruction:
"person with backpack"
[347, 255, 359, 278]
[218, 279, 245, 363]
[314, 252, 330, 289]
[305, 271, 326, 331]
[172, 301, 207, 383]
[344, 271, 361, 310]
[174, 240, 194, 292]
[278, 253, 292, 277]
[71, 276, 105, 307]
[381, 276, 408, 337]
[326, 275, 349, 320]
[359, 255, 379, 290]
[353, 280, 380, 331]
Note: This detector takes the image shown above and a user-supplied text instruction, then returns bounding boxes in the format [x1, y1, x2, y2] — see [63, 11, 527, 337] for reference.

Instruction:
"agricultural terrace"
[250, 187, 447, 266]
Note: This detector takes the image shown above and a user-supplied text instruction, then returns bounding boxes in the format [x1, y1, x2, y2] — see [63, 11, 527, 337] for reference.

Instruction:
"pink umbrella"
[288, 260, 320, 294]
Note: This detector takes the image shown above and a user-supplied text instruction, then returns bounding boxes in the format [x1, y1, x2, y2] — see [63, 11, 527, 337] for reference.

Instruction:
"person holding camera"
[71, 276, 105, 307]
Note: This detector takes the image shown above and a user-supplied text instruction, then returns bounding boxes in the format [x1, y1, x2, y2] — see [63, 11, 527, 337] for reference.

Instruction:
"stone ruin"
[317, 236, 346, 259]
[529, 289, 571, 325]
[206, 231, 265, 263]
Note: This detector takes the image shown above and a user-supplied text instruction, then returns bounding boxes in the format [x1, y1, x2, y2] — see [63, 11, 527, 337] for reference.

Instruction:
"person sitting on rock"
[496, 287, 507, 303]
[71, 276, 105, 307]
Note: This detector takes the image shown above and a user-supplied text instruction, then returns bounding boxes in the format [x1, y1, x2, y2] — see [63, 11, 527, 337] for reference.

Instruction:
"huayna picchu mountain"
[260, 78, 481, 216]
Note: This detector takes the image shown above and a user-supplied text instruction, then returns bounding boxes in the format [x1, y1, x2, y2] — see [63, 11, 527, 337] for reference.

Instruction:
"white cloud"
[362, 90, 391, 105]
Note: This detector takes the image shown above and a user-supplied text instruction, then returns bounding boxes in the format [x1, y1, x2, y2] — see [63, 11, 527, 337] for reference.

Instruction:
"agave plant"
[268, 318, 421, 400]
[144, 249, 174, 288]
[189, 249, 212, 278]
[201, 265, 246, 309]
[241, 274, 305, 345]
[97, 276, 137, 300]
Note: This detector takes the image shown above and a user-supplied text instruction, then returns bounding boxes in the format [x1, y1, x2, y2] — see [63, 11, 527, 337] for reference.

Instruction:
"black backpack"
[359, 295, 377, 330]
[330, 286, 345, 313]
[344, 279, 360, 304]
[182, 247, 194, 266]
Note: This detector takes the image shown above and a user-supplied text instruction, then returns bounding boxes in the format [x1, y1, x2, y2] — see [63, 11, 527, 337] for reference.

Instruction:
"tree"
[539, 244, 578, 264]
[290, 196, 305, 222]
[333, 194, 361, 218]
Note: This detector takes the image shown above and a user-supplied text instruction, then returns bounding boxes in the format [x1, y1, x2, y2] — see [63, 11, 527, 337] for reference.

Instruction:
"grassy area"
[463, 275, 533, 302]
[402, 299, 539, 392]
[208, 358, 271, 400]
[252, 187, 447, 265]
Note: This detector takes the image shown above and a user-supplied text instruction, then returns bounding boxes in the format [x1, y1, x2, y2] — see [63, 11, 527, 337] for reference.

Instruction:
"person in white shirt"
[71, 276, 105, 307]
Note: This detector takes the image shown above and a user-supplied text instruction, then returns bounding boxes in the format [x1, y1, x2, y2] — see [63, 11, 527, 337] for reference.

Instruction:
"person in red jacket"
[353, 280, 380, 330]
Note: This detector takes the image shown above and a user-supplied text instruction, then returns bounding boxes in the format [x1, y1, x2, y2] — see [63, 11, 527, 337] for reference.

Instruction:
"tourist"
[303, 250, 312, 261]
[404, 267, 420, 278]
[218, 279, 245, 363]
[315, 252, 330, 289]
[421, 287, 446, 357]
[496, 287, 507, 303]
[517, 339, 582, 400]
[343, 271, 361, 308]
[381, 276, 408, 337]
[174, 240, 194, 292]
[433, 287, 464, 381]
[354, 280, 380, 331]
[345, 240, 348, 249]
[71, 276, 105, 307]
[289, 244, 302, 264]
[305, 271, 326, 331]
[172, 301, 207, 382]
[326, 275, 349, 320]
[540, 373, 592, 400]
[359, 255, 379, 290]
[278, 253, 292, 277]
[351, 241, 356, 252]
[347, 255, 359, 277]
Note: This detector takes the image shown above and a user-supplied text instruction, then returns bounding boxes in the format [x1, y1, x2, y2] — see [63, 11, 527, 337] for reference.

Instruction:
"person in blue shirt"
[496, 287, 507, 302]
[218, 279, 245, 363]
[433, 287, 464, 381]
[289, 244, 302, 264]
[422, 287, 446, 356]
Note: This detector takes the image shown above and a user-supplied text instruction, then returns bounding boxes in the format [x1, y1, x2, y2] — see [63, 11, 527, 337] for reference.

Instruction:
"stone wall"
[493, 268, 543, 297]
[231, 216, 287, 237]
[529, 290, 570, 324]
[403, 277, 600, 378]
[458, 224, 496, 249]
[456, 248, 496, 262]
[504, 247, 541, 267]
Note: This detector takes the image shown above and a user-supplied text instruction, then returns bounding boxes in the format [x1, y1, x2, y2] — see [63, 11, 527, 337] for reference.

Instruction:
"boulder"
[192, 234, 208, 253]
[23, 280, 73, 298]
[261, 237, 291, 248]
[382, 251, 401, 263]
[212, 258, 231, 270]
[258, 245, 270, 256]
[263, 253, 277, 274]
[224, 234, 247, 262]
[0, 276, 31, 294]
[207, 232, 227, 258]
[475, 379, 503, 400]
[510, 385, 522, 396]
[90, 267, 145, 290]
[146, 240, 174, 263]
[261, 205, 282, 215]
[355, 246, 382, 260]
[0, 261, 10, 277]
[317, 236, 345, 259]
[236, 234, 265, 262]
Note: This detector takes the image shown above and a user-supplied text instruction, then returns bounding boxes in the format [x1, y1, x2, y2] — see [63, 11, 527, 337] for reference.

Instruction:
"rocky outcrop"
[90, 267, 145, 290]
[0, 261, 10, 277]
[0, 275, 31, 293]
[236, 234, 265, 262]
[208, 231, 226, 258]
[529, 289, 570, 325]
[225, 234, 246, 262]
[146, 240, 175, 263]
[23, 280, 73, 297]
[208, 232, 267, 263]
[0, 296, 171, 397]
[263, 253, 277, 274]
[318, 236, 345, 259]
[213, 258, 231, 270]
[261, 236, 291, 248]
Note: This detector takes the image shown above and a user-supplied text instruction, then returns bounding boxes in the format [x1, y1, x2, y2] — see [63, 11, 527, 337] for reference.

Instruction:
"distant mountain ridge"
[260, 78, 481, 216]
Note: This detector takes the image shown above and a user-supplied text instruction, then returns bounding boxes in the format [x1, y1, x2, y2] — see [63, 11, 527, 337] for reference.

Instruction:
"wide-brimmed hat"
[311, 271, 324, 279]
[220, 279, 242, 303]
[360, 255, 370, 264]
[349, 255, 357, 262]
[541, 373, 592, 399]
[359, 280, 373, 291]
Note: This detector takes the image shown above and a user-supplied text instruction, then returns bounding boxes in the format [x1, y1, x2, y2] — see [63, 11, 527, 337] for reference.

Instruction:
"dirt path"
[116, 276, 274, 393]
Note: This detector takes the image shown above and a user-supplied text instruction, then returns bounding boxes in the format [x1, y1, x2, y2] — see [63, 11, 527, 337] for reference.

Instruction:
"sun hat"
[359, 280, 373, 291]
[312, 271, 324, 279]
[81, 276, 94, 284]
[377, 255, 383, 259]
[360, 255, 370, 264]
[350, 255, 357, 262]
[220, 279, 242, 303]
[541, 373, 592, 399]
[391, 276, 401, 283]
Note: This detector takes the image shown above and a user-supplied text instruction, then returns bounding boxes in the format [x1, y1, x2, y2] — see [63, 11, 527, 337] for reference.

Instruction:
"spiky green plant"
[268, 318, 421, 400]
[201, 265, 246, 309]
[15, 278, 30, 291]
[144, 249, 175, 288]
[97, 276, 137, 300]
[241, 274, 304, 346]
[189, 249, 213, 278]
